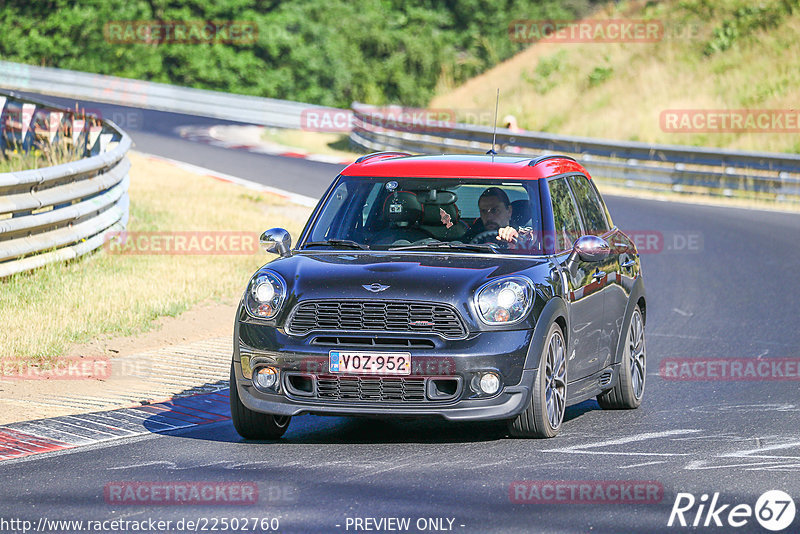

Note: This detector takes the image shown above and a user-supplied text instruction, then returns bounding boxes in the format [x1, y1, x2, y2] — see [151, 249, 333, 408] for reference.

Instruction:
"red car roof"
[340, 154, 590, 180]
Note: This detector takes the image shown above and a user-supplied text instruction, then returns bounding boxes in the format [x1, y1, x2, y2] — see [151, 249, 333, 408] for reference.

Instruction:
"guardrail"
[0, 60, 322, 129]
[350, 102, 800, 203]
[0, 90, 130, 278]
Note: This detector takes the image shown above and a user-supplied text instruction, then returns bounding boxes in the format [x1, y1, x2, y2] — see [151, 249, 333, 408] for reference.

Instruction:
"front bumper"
[233, 323, 537, 421]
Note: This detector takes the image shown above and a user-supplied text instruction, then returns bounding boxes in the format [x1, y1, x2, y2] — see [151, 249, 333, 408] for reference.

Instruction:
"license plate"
[329, 351, 411, 375]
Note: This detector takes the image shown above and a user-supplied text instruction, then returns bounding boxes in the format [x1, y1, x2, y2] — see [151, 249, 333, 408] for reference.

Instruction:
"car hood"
[261, 251, 551, 328]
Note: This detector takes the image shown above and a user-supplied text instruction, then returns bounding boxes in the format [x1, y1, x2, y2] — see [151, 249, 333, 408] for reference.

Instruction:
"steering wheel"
[469, 229, 508, 249]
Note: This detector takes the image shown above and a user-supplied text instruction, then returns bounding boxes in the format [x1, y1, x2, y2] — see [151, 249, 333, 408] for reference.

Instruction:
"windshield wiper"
[303, 239, 370, 250]
[389, 240, 499, 253]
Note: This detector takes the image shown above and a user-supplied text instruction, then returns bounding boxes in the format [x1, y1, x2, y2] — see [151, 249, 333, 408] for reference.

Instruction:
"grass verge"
[0, 152, 312, 363]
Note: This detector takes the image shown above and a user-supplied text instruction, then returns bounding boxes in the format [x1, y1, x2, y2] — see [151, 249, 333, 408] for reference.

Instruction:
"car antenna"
[486, 88, 499, 160]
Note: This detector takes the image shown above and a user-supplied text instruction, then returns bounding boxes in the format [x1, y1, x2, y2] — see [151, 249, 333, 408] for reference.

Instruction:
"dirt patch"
[61, 300, 237, 360]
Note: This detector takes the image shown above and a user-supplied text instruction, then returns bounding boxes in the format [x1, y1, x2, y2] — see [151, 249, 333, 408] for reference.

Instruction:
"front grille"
[310, 335, 435, 349]
[316, 375, 426, 402]
[287, 300, 467, 339]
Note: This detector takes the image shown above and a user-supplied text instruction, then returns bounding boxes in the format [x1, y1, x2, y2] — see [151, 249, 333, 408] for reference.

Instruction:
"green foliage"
[587, 65, 612, 88]
[0, 0, 598, 107]
[703, 1, 795, 55]
[523, 50, 567, 95]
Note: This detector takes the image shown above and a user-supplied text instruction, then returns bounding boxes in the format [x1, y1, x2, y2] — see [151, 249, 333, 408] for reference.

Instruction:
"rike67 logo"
[668, 490, 796, 531]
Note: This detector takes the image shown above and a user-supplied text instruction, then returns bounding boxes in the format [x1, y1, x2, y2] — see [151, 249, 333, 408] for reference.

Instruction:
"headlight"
[245, 270, 286, 320]
[475, 276, 534, 325]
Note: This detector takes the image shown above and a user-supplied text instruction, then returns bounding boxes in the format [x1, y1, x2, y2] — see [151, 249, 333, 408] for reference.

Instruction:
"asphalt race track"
[2, 94, 800, 533]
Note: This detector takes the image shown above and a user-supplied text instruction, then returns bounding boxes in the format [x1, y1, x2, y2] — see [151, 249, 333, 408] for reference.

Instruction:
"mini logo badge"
[363, 283, 390, 292]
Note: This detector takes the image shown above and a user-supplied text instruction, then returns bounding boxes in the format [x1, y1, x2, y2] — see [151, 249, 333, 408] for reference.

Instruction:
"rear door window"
[567, 174, 609, 235]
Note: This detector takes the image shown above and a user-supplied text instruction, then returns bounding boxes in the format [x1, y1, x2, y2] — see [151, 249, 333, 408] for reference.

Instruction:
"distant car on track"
[230, 153, 647, 439]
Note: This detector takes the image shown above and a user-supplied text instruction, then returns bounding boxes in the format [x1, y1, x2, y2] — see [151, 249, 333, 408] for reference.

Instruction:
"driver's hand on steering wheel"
[497, 226, 519, 244]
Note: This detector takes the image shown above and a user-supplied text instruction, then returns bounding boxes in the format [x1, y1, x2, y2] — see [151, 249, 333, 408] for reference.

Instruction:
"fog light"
[479, 372, 500, 395]
[254, 366, 278, 390]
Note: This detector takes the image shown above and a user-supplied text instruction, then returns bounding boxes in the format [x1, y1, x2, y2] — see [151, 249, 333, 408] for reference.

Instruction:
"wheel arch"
[523, 296, 569, 370]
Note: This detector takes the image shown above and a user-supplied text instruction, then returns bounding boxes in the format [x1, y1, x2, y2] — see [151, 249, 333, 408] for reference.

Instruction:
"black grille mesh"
[287, 300, 466, 338]
[316, 375, 426, 402]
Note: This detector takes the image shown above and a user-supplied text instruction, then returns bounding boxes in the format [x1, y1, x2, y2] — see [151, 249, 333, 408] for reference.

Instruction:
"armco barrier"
[0, 90, 130, 277]
[349, 102, 800, 203]
[0, 60, 323, 129]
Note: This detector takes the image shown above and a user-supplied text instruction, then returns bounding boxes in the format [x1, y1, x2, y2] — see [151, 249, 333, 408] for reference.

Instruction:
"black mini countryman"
[231, 153, 646, 439]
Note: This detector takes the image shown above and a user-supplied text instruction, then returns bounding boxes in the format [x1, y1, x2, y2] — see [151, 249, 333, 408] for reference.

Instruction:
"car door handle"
[621, 259, 636, 268]
[592, 271, 606, 279]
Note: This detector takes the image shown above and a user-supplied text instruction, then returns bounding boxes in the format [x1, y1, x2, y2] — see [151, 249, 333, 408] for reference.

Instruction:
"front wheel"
[508, 322, 567, 438]
[230, 363, 291, 439]
[597, 305, 646, 410]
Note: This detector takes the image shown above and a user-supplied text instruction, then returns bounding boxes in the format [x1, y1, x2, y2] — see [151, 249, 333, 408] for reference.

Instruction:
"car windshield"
[302, 176, 543, 255]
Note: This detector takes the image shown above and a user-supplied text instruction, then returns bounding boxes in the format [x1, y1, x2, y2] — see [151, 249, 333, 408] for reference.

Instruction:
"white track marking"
[543, 429, 702, 456]
[719, 440, 800, 459]
[619, 461, 668, 469]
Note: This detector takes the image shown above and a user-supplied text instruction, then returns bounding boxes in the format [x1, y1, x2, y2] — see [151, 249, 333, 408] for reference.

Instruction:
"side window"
[549, 177, 583, 252]
[567, 174, 609, 235]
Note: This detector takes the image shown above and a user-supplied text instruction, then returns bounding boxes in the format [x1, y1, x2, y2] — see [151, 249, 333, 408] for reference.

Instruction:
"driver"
[465, 187, 535, 249]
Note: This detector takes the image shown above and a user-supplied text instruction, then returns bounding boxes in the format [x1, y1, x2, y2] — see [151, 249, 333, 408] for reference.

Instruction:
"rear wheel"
[230, 363, 291, 439]
[508, 322, 567, 438]
[597, 305, 645, 409]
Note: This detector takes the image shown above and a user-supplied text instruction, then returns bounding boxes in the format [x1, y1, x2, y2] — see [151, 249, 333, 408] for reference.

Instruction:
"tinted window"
[568, 174, 609, 234]
[549, 177, 583, 252]
[303, 176, 543, 255]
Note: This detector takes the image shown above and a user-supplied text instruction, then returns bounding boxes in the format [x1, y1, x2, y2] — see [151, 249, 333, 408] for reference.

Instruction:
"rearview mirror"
[260, 228, 291, 257]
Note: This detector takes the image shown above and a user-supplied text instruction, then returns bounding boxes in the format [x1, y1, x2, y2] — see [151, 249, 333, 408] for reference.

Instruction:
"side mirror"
[260, 228, 291, 257]
[571, 235, 610, 263]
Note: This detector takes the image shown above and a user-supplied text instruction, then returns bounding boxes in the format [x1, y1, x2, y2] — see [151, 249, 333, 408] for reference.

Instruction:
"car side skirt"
[566, 363, 621, 406]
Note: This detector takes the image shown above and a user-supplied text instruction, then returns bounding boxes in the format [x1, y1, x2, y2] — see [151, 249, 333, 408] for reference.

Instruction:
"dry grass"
[0, 152, 312, 362]
[430, 0, 800, 154]
[0, 137, 84, 173]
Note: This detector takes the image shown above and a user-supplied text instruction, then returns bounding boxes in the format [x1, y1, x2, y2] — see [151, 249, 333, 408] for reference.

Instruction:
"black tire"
[597, 305, 646, 410]
[229, 363, 291, 440]
[508, 322, 567, 438]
